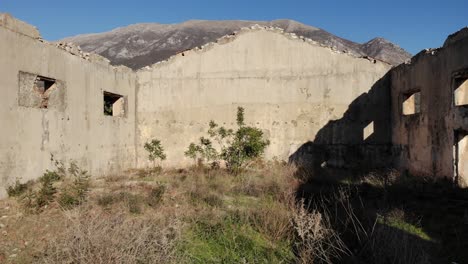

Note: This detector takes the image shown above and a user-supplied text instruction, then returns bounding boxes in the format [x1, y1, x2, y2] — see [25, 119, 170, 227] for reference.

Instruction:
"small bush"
[292, 201, 349, 263]
[184, 138, 218, 165]
[36, 178, 57, 207]
[147, 185, 166, 207]
[20, 171, 59, 212]
[40, 170, 63, 184]
[7, 179, 29, 197]
[185, 107, 270, 174]
[58, 163, 90, 209]
[144, 139, 167, 167]
[14, 161, 91, 212]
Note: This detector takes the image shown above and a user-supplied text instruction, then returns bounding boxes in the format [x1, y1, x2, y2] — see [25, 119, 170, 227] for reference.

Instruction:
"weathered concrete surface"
[0, 13, 40, 39]
[136, 28, 392, 168]
[0, 20, 137, 197]
[391, 28, 468, 186]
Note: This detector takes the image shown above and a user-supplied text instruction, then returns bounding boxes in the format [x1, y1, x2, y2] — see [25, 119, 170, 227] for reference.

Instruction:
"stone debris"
[53, 41, 131, 72]
[55, 42, 91, 60]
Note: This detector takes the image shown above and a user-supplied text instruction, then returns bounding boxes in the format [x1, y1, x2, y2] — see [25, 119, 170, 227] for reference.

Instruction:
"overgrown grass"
[2, 161, 466, 263]
[181, 214, 294, 264]
[377, 214, 432, 242]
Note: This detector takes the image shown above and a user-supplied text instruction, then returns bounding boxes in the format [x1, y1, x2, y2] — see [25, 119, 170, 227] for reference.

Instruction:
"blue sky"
[1, 0, 466, 54]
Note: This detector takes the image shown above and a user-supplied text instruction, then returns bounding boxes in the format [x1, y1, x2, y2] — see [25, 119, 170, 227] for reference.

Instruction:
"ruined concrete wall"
[391, 28, 468, 186]
[0, 13, 41, 39]
[0, 18, 138, 197]
[136, 28, 392, 168]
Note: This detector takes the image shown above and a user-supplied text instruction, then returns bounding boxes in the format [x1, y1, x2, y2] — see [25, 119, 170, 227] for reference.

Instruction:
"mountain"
[61, 19, 412, 70]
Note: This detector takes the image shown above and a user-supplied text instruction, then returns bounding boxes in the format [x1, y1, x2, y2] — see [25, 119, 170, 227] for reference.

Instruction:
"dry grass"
[41, 206, 181, 264]
[0, 161, 440, 263]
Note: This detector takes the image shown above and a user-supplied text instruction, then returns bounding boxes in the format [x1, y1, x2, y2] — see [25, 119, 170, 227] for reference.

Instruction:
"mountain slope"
[61, 19, 411, 70]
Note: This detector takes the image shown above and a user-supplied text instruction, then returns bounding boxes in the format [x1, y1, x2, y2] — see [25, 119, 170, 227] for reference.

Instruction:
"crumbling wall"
[136, 28, 392, 168]
[0, 13, 40, 39]
[0, 16, 138, 197]
[391, 28, 468, 186]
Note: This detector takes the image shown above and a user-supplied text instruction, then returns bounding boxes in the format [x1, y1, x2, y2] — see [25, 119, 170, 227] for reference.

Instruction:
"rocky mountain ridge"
[61, 19, 412, 70]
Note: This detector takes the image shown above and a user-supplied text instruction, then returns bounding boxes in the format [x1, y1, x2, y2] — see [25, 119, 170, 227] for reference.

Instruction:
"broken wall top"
[138, 24, 391, 72]
[0, 13, 41, 39]
[444, 27, 468, 48]
[0, 14, 133, 73]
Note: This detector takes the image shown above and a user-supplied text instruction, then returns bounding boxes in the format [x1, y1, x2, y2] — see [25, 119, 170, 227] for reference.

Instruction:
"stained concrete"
[391, 28, 468, 187]
[136, 28, 392, 168]
[0, 15, 137, 197]
[0, 13, 40, 39]
[1, 15, 467, 197]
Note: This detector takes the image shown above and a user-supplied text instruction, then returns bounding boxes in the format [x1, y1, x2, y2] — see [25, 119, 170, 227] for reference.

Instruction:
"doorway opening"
[453, 130, 468, 187]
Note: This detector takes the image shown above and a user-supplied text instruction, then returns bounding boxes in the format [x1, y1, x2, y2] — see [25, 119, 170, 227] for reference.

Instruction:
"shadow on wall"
[289, 71, 468, 263]
[289, 71, 400, 181]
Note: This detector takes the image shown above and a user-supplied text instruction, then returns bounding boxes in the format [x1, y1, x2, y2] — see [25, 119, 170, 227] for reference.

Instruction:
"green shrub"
[20, 172, 58, 212]
[185, 138, 218, 166]
[11, 161, 89, 212]
[7, 179, 29, 197]
[40, 170, 63, 183]
[185, 107, 270, 173]
[58, 163, 90, 209]
[144, 139, 167, 167]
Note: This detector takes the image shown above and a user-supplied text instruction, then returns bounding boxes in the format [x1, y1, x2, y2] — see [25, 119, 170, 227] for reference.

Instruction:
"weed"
[147, 185, 166, 207]
[202, 194, 224, 207]
[21, 171, 59, 212]
[58, 163, 90, 209]
[181, 215, 294, 263]
[6, 179, 30, 197]
[40, 170, 63, 184]
[42, 208, 181, 264]
[97, 193, 119, 207]
[292, 200, 349, 263]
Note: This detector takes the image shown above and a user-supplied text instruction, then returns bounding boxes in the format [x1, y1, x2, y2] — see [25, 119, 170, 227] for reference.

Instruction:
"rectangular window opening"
[103, 91, 125, 117]
[402, 91, 421, 116]
[454, 71, 468, 107]
[363, 121, 374, 141]
[35, 76, 56, 94]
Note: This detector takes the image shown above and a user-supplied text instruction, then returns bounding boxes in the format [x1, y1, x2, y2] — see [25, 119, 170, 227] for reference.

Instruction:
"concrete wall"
[3, 14, 467, 195]
[136, 28, 392, 168]
[391, 28, 468, 186]
[0, 17, 138, 197]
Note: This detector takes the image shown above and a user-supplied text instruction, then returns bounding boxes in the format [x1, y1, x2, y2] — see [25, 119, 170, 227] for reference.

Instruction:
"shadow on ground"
[289, 72, 468, 263]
